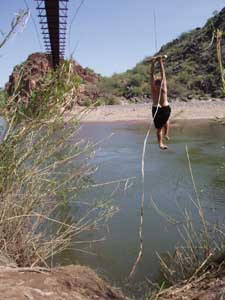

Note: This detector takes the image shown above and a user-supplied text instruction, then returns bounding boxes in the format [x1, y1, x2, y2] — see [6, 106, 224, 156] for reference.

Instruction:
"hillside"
[97, 7, 225, 102]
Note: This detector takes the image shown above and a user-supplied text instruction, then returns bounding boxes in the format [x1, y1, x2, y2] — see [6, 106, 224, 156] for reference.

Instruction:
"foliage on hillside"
[98, 8, 225, 102]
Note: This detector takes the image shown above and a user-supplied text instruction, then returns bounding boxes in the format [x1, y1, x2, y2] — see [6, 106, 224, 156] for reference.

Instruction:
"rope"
[128, 77, 164, 279]
[23, 0, 43, 52]
[68, 0, 86, 56]
[71, 40, 80, 58]
[153, 11, 158, 53]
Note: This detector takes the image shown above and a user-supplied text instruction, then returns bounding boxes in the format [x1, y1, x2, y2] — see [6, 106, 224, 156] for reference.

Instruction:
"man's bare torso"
[152, 85, 169, 107]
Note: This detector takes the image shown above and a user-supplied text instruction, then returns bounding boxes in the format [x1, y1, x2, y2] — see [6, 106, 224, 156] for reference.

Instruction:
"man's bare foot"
[164, 135, 170, 141]
[159, 144, 168, 150]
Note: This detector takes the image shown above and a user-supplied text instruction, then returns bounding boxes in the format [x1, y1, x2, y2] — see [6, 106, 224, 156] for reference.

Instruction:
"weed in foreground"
[0, 61, 118, 267]
[155, 146, 224, 287]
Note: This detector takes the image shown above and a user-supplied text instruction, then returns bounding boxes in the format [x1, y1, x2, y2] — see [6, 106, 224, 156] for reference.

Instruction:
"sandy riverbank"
[71, 100, 225, 123]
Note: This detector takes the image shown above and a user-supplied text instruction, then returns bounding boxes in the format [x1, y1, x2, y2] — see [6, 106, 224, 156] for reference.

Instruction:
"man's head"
[154, 78, 162, 87]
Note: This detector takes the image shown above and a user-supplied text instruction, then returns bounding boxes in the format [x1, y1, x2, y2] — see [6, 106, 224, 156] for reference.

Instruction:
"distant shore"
[72, 99, 225, 123]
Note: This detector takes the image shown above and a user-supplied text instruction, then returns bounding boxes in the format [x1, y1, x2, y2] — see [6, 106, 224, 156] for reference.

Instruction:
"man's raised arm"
[150, 60, 155, 89]
[159, 57, 167, 92]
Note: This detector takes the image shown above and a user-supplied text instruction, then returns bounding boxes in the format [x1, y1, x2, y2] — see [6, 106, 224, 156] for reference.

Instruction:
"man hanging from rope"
[150, 56, 171, 150]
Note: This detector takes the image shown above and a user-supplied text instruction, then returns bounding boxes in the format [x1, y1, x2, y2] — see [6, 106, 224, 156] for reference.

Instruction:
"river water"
[58, 120, 225, 291]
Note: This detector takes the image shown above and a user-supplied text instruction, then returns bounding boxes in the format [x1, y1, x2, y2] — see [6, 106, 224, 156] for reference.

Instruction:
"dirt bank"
[71, 100, 225, 123]
[0, 265, 125, 300]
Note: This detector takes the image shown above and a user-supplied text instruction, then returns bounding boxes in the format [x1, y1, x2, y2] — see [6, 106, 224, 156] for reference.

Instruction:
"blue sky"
[0, 0, 225, 87]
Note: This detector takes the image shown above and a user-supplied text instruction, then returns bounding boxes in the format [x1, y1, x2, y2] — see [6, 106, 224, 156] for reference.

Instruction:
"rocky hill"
[97, 7, 225, 102]
[5, 53, 101, 105]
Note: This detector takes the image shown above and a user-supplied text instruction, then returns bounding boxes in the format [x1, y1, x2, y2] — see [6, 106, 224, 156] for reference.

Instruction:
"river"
[58, 119, 225, 292]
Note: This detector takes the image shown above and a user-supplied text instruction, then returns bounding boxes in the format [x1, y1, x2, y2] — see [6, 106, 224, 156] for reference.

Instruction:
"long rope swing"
[128, 8, 166, 278]
[128, 76, 164, 279]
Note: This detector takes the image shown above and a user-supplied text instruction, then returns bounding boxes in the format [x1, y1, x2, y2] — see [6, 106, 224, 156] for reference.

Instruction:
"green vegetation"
[98, 8, 225, 102]
[97, 64, 150, 102]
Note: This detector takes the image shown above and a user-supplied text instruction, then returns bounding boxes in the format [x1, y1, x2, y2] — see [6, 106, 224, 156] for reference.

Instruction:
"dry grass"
[0, 61, 118, 267]
[140, 146, 225, 300]
[155, 264, 225, 300]
[0, 10, 29, 49]
[154, 145, 225, 287]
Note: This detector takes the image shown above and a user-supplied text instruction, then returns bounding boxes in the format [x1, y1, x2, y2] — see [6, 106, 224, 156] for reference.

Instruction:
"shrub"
[104, 96, 121, 105]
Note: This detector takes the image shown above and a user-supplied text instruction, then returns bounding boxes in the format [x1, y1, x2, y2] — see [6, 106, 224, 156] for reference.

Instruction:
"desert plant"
[105, 96, 121, 105]
[215, 28, 225, 92]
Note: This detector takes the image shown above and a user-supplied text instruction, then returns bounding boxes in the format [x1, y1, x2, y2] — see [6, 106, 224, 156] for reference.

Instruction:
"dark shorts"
[152, 105, 171, 129]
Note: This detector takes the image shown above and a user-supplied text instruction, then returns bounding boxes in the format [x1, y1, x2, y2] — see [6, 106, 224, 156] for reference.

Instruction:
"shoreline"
[71, 100, 225, 123]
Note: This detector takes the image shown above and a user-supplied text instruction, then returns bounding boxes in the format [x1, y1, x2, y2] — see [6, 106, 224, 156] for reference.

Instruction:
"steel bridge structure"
[35, 0, 69, 68]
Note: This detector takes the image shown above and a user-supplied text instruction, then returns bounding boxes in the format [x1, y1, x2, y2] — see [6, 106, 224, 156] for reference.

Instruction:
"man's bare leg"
[164, 121, 170, 141]
[157, 128, 168, 149]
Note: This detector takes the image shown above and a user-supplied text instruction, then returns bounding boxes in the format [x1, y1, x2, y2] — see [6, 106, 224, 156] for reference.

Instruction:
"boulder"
[0, 265, 126, 300]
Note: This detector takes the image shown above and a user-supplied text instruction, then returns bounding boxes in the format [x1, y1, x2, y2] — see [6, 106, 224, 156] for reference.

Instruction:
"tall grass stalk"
[0, 10, 29, 49]
[155, 145, 224, 286]
[216, 29, 225, 92]
[0, 61, 118, 267]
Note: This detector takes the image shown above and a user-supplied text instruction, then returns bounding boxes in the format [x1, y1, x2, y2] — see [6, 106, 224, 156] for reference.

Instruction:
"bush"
[82, 97, 92, 107]
[177, 70, 190, 84]
[104, 96, 121, 105]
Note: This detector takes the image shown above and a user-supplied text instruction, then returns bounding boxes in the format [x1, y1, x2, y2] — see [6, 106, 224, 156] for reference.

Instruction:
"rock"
[181, 97, 188, 102]
[187, 94, 194, 100]
[0, 265, 126, 300]
[5, 53, 101, 106]
[72, 62, 100, 83]
[212, 90, 222, 97]
[199, 95, 210, 100]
